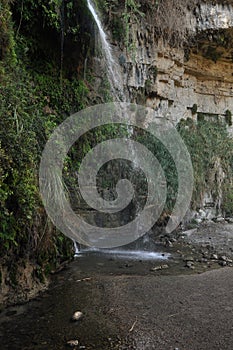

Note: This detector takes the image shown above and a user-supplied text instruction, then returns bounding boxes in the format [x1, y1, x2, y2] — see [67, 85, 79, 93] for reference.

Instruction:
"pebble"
[202, 252, 209, 259]
[161, 264, 169, 269]
[67, 340, 79, 347]
[186, 261, 195, 269]
[216, 217, 225, 222]
[150, 264, 169, 272]
[183, 256, 194, 262]
[125, 263, 133, 268]
[165, 240, 173, 247]
[211, 254, 218, 260]
[71, 311, 83, 321]
[182, 228, 197, 237]
[219, 256, 232, 263]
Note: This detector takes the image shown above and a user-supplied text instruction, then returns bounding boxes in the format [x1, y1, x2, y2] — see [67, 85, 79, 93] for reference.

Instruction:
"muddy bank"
[0, 222, 233, 349]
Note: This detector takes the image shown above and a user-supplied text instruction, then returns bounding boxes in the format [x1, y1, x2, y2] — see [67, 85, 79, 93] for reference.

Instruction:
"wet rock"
[202, 252, 209, 259]
[186, 261, 195, 269]
[66, 339, 79, 347]
[183, 256, 194, 262]
[219, 256, 232, 263]
[150, 266, 161, 272]
[219, 261, 227, 267]
[215, 217, 225, 223]
[125, 263, 133, 268]
[71, 311, 83, 321]
[150, 264, 169, 272]
[211, 254, 218, 260]
[206, 219, 215, 224]
[165, 240, 173, 247]
[161, 264, 169, 269]
[182, 228, 197, 237]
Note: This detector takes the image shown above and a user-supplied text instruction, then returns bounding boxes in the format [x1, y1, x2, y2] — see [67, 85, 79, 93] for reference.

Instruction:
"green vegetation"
[134, 118, 233, 217]
[225, 109, 232, 126]
[1, 0, 233, 300]
[0, 0, 91, 290]
[223, 187, 233, 216]
[191, 103, 198, 115]
[122, 0, 144, 51]
[178, 119, 233, 213]
[135, 129, 178, 214]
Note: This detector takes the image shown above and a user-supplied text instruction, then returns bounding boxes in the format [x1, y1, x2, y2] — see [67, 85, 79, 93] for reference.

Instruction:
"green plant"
[225, 109, 232, 126]
[191, 103, 198, 115]
[135, 129, 178, 214]
[197, 113, 205, 122]
[122, 0, 144, 53]
[177, 119, 233, 211]
[222, 186, 233, 216]
[110, 16, 125, 42]
[145, 79, 152, 94]
[0, 0, 17, 65]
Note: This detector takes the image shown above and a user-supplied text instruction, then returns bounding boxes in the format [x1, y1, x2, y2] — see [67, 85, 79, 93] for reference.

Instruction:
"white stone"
[72, 311, 83, 321]
[67, 340, 79, 347]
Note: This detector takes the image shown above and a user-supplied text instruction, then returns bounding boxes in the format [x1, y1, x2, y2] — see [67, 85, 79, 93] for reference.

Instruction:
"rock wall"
[121, 3, 233, 129]
[195, 3, 233, 30]
[113, 2, 233, 218]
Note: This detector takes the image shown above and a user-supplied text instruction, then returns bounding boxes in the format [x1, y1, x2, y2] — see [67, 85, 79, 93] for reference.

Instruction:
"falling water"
[87, 0, 124, 101]
[73, 240, 80, 257]
[76, 1, 164, 261]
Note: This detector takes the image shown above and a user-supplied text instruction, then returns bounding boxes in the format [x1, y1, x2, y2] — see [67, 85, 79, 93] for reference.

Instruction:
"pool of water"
[77, 248, 170, 261]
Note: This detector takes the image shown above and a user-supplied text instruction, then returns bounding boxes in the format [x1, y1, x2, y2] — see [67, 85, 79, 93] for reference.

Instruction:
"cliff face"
[121, 3, 233, 129]
[102, 1, 233, 219]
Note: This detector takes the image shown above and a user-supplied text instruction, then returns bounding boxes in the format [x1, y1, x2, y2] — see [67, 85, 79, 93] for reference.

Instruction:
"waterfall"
[76, 1, 155, 256]
[87, 0, 124, 101]
[73, 240, 80, 257]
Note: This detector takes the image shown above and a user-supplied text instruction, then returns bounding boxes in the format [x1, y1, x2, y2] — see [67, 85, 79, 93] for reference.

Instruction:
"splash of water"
[73, 240, 80, 257]
[77, 247, 170, 261]
[87, 0, 124, 101]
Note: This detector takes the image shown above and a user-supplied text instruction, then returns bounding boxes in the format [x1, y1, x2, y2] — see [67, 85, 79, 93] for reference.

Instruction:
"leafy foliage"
[178, 118, 233, 213]
[0, 0, 90, 283]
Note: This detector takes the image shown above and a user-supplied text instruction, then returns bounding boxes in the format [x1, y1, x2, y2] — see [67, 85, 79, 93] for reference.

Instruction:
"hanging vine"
[122, 0, 144, 55]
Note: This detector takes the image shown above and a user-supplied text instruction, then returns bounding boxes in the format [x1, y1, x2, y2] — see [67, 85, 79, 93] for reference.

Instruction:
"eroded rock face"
[119, 2, 233, 131]
[111, 2, 233, 216]
[0, 262, 48, 306]
[195, 3, 233, 30]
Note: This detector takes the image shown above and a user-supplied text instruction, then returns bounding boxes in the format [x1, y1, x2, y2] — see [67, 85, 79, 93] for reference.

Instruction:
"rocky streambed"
[0, 221, 233, 350]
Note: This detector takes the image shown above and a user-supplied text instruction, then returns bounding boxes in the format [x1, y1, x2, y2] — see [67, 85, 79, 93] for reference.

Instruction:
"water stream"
[72, 1, 164, 261]
[77, 248, 170, 261]
[87, 0, 124, 101]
